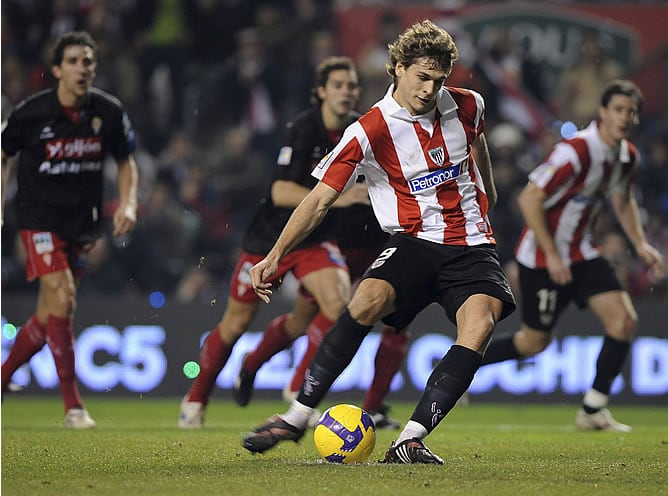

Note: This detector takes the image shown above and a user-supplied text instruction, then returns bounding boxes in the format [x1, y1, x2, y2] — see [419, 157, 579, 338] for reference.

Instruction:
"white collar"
[380, 85, 459, 122]
[584, 121, 630, 162]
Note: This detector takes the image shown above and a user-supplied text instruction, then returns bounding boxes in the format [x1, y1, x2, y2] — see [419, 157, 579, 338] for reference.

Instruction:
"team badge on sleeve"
[316, 151, 333, 169]
[92, 116, 102, 135]
[277, 146, 293, 165]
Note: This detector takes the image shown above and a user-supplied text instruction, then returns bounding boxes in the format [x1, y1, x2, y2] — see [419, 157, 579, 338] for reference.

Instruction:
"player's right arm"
[250, 181, 341, 303]
[517, 181, 572, 285]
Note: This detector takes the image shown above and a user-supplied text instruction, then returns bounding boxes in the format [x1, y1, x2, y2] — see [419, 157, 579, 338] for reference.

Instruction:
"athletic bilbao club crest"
[428, 146, 445, 166]
[92, 116, 102, 135]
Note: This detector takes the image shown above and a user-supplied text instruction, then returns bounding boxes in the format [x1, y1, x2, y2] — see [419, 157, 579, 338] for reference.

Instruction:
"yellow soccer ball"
[313, 404, 376, 463]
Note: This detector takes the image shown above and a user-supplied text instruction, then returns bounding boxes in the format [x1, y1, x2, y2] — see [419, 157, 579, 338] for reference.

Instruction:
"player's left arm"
[471, 132, 497, 209]
[113, 155, 139, 237]
[610, 190, 664, 279]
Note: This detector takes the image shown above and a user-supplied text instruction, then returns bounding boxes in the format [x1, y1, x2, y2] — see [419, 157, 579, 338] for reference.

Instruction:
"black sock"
[409, 345, 482, 434]
[297, 309, 372, 408]
[592, 335, 631, 396]
[480, 333, 521, 365]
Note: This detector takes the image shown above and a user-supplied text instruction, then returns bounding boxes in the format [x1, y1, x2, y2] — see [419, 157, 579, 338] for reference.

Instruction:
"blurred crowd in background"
[2, 0, 667, 304]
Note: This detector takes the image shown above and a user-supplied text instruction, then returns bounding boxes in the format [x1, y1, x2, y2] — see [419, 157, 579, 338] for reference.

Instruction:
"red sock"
[187, 326, 232, 404]
[45, 315, 82, 412]
[1, 315, 47, 391]
[289, 313, 334, 393]
[363, 327, 407, 411]
[243, 314, 293, 374]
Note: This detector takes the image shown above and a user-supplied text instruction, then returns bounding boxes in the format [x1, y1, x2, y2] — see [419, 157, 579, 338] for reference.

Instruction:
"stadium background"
[2, 0, 666, 404]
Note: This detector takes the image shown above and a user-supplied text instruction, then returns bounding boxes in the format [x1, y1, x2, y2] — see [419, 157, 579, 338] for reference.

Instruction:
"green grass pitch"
[2, 397, 666, 495]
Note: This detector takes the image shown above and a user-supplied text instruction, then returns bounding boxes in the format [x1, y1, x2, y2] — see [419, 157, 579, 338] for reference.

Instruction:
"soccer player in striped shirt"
[242, 19, 516, 464]
[481, 79, 664, 432]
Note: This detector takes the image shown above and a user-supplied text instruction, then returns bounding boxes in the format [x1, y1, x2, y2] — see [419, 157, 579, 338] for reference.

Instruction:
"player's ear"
[51, 64, 62, 80]
[396, 63, 406, 78]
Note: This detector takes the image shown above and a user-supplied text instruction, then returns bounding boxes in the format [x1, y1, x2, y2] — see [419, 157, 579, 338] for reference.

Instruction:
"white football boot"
[575, 408, 632, 432]
[64, 408, 96, 429]
[178, 395, 205, 429]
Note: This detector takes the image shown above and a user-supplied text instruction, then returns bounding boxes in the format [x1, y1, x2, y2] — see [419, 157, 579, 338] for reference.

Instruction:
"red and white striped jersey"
[515, 121, 639, 269]
[311, 85, 495, 246]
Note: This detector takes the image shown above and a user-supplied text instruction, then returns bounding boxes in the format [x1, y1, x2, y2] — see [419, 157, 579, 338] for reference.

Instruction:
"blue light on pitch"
[149, 291, 166, 309]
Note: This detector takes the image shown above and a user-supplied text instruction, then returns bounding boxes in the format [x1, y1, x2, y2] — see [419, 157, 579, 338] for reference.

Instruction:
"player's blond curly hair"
[386, 19, 458, 84]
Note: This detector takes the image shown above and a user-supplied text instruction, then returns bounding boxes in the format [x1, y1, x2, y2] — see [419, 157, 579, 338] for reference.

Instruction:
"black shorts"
[362, 234, 516, 329]
[518, 257, 623, 332]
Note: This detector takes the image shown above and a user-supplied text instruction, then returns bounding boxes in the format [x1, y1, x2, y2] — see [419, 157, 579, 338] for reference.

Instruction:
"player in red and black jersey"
[1, 31, 139, 428]
[178, 56, 369, 428]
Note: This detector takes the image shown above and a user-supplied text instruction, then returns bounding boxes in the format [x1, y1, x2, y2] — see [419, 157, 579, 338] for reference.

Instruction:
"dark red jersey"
[2, 87, 136, 244]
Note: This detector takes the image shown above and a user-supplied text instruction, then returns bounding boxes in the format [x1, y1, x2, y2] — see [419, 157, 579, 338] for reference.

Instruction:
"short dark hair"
[600, 79, 644, 113]
[51, 31, 97, 66]
[310, 56, 357, 104]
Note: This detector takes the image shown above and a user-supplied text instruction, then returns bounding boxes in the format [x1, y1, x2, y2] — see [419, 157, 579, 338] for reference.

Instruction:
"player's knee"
[517, 330, 551, 356]
[457, 319, 496, 351]
[219, 309, 254, 341]
[220, 319, 248, 342]
[317, 294, 349, 321]
[55, 285, 76, 316]
[348, 279, 395, 325]
[283, 313, 307, 338]
[40, 274, 76, 316]
[526, 338, 550, 355]
[348, 295, 386, 325]
[609, 309, 637, 341]
[625, 311, 638, 336]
